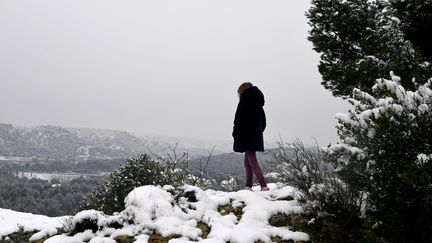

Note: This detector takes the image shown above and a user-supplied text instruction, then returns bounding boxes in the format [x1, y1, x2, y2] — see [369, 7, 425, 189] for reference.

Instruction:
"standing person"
[232, 82, 269, 191]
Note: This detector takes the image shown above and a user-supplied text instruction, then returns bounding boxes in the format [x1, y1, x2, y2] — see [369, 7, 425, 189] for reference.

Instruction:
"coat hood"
[240, 86, 265, 107]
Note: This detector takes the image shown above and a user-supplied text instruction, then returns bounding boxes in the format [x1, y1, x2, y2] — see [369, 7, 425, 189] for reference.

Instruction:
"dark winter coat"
[232, 86, 266, 152]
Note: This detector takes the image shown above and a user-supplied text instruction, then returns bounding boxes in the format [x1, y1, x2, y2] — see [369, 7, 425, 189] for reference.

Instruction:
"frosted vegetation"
[325, 73, 432, 242]
[305, 0, 432, 241]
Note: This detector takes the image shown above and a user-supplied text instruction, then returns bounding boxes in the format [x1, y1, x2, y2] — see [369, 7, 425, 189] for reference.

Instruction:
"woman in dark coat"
[232, 82, 269, 191]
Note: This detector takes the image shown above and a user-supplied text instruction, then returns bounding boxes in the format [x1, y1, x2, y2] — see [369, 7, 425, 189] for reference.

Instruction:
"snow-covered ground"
[0, 183, 309, 243]
[0, 208, 66, 238]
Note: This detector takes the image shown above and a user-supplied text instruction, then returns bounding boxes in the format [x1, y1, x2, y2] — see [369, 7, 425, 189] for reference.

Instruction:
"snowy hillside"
[0, 183, 309, 243]
[0, 123, 230, 160]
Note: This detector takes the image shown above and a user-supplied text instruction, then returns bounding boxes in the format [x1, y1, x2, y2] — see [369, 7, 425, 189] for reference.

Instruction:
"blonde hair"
[237, 82, 253, 96]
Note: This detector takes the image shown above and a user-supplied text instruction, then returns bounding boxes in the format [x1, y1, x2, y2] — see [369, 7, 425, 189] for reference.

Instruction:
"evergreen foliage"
[327, 73, 432, 242]
[390, 0, 432, 59]
[307, 0, 432, 97]
[308, 0, 432, 241]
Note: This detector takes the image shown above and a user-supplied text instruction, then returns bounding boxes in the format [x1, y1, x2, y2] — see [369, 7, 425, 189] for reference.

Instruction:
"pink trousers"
[244, 151, 268, 188]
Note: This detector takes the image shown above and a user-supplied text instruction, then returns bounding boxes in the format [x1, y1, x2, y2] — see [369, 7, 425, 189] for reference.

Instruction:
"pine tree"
[327, 73, 432, 241]
[390, 0, 432, 59]
[307, 0, 432, 98]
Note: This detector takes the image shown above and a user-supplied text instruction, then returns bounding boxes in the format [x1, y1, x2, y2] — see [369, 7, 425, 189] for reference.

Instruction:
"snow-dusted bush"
[268, 139, 365, 242]
[81, 151, 214, 215]
[219, 175, 241, 192]
[328, 72, 432, 242]
[268, 139, 329, 195]
[80, 154, 190, 214]
[152, 148, 213, 189]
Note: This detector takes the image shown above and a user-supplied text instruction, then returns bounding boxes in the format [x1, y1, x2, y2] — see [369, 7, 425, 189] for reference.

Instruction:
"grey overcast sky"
[0, 0, 349, 145]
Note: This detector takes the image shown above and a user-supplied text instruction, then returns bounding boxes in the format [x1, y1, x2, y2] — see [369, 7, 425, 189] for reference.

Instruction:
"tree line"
[0, 168, 101, 216]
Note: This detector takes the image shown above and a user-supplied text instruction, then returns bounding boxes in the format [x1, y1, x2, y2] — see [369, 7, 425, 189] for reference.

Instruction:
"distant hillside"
[0, 123, 230, 161]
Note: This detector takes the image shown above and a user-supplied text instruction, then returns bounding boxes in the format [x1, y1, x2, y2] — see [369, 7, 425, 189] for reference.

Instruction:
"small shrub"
[81, 154, 185, 214]
[80, 147, 215, 215]
[268, 139, 366, 242]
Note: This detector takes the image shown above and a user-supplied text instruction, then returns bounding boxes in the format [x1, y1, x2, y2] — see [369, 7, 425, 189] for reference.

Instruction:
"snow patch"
[0, 208, 66, 238]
